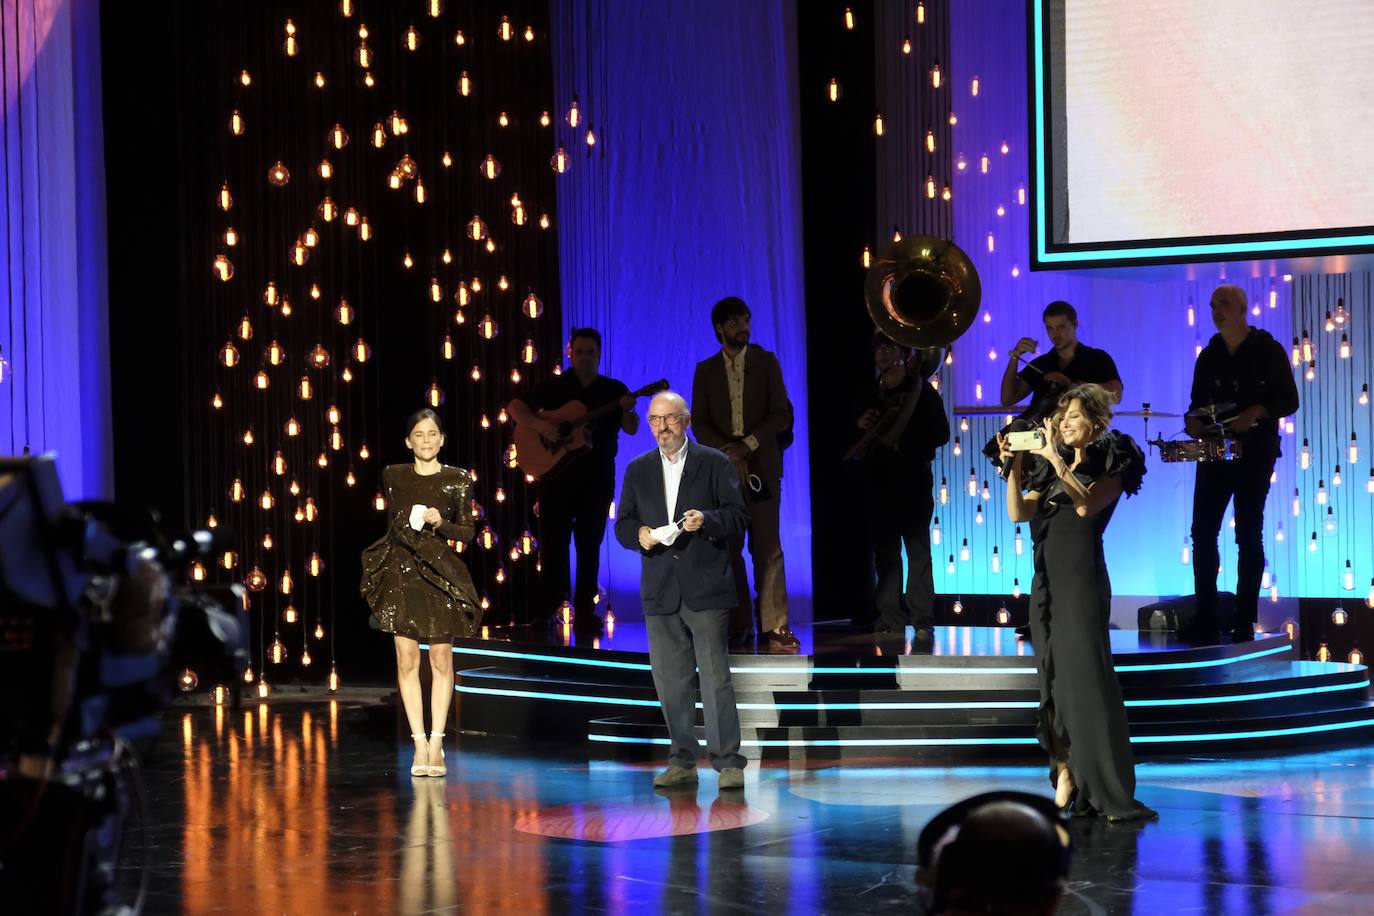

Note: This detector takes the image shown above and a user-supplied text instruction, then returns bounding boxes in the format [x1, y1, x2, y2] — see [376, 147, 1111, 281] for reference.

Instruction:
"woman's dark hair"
[1054, 383, 1113, 437]
[404, 408, 444, 440]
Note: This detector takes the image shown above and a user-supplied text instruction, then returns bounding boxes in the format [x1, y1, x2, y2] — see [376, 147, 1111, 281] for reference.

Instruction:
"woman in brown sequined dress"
[361, 409, 480, 776]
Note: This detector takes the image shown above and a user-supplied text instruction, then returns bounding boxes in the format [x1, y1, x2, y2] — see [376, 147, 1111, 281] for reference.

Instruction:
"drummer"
[1000, 301, 1123, 420]
[1183, 284, 1299, 645]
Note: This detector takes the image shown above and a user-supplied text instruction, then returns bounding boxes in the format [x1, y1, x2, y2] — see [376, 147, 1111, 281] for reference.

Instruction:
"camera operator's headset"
[915, 790, 1072, 914]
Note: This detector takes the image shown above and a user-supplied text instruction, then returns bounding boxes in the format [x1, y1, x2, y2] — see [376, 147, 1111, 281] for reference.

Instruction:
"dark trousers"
[538, 463, 614, 624]
[864, 467, 936, 631]
[645, 605, 745, 771]
[728, 480, 788, 635]
[1191, 454, 1277, 636]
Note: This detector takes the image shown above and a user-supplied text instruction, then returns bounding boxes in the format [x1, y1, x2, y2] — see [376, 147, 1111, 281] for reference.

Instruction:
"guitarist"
[508, 328, 639, 634]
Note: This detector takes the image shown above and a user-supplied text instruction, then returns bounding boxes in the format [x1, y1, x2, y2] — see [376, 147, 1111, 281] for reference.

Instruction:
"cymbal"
[952, 405, 1020, 415]
[1186, 402, 1236, 418]
[1117, 408, 1183, 418]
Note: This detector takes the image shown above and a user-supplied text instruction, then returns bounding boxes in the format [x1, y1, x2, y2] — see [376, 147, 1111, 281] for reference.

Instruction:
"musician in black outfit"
[855, 332, 950, 642]
[1000, 301, 1123, 417]
[508, 328, 639, 633]
[1184, 285, 1299, 644]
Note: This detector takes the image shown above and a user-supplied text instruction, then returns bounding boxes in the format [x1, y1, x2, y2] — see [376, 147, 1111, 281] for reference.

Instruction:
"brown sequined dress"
[360, 464, 480, 641]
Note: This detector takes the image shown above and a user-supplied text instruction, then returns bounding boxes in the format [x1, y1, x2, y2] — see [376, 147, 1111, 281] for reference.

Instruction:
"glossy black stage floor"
[450, 622, 1374, 759]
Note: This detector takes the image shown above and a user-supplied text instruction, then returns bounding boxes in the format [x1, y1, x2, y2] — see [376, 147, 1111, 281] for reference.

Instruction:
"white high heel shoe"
[410, 733, 429, 777]
[426, 731, 447, 777]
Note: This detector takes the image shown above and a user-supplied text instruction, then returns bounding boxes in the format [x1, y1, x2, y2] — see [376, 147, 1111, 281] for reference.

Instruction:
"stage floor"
[142, 693, 1374, 914]
[478, 618, 1232, 657]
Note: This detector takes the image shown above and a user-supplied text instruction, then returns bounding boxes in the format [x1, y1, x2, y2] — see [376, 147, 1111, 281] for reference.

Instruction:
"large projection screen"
[1030, 0, 1374, 269]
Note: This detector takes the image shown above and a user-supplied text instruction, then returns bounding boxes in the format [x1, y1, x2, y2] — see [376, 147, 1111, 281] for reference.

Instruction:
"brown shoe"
[761, 626, 801, 653]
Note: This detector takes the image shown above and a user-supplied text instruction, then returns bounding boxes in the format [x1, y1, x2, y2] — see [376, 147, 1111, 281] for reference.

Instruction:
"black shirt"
[1017, 343, 1121, 420]
[1189, 328, 1298, 460]
[525, 372, 630, 473]
[860, 374, 951, 468]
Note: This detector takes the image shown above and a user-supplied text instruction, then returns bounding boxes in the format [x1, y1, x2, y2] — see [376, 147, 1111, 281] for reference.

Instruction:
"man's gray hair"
[1212, 284, 1247, 311]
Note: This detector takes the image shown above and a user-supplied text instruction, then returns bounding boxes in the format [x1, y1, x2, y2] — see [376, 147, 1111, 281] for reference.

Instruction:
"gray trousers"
[645, 605, 746, 771]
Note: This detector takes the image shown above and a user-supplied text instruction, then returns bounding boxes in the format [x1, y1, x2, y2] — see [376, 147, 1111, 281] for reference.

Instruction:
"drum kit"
[948, 401, 1244, 463]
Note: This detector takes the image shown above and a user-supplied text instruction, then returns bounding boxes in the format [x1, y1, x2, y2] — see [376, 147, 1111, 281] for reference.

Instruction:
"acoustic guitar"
[513, 378, 669, 479]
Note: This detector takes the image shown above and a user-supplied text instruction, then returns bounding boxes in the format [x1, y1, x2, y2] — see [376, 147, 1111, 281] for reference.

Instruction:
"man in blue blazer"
[614, 391, 750, 789]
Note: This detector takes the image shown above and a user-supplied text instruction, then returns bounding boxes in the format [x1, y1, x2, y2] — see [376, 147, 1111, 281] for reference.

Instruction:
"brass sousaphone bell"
[864, 235, 981, 377]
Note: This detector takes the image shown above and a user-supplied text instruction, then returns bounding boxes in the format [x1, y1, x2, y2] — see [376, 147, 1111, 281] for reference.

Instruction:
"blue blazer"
[613, 441, 750, 614]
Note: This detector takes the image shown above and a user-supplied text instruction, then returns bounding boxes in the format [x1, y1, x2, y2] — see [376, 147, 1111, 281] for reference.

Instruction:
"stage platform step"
[448, 625, 1373, 759]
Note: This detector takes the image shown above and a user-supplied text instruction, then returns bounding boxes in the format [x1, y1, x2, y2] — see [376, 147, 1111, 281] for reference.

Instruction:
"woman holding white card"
[361, 408, 479, 777]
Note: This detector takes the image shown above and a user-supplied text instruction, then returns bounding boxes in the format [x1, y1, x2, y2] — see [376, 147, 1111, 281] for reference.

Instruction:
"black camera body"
[0, 455, 248, 913]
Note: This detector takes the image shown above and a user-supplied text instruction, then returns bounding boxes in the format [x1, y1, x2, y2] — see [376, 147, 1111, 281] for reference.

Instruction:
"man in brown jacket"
[691, 296, 799, 653]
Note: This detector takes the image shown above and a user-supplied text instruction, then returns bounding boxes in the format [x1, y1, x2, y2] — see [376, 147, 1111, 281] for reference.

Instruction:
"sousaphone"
[864, 235, 981, 375]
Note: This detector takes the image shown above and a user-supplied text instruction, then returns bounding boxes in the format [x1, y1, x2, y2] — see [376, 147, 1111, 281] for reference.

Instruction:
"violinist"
[853, 331, 950, 643]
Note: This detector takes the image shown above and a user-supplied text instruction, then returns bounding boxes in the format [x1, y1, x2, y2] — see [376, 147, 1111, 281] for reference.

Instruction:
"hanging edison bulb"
[290, 239, 309, 266]
[480, 154, 501, 180]
[267, 161, 291, 186]
[272, 451, 286, 476]
[511, 201, 528, 225]
[221, 549, 238, 570]
[467, 215, 488, 240]
[219, 341, 240, 368]
[470, 365, 481, 381]
[342, 365, 354, 383]
[550, 146, 570, 173]
[327, 124, 349, 149]
[359, 441, 371, 460]
[414, 180, 426, 204]
[458, 70, 472, 96]
[498, 14, 513, 40]
[302, 226, 319, 248]
[902, 36, 912, 54]
[279, 569, 294, 595]
[425, 382, 445, 408]
[295, 375, 312, 401]
[245, 566, 268, 592]
[217, 182, 233, 211]
[539, 110, 551, 127]
[284, 19, 298, 56]
[370, 122, 387, 148]
[230, 110, 245, 136]
[478, 314, 498, 339]
[539, 212, 551, 229]
[873, 112, 884, 136]
[352, 338, 371, 363]
[213, 254, 234, 282]
[1316, 642, 1332, 662]
[930, 62, 942, 88]
[402, 24, 419, 51]
[309, 283, 321, 301]
[359, 218, 371, 241]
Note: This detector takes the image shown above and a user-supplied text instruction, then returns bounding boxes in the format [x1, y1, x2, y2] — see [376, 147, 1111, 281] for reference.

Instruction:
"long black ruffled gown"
[361, 464, 481, 641]
[1014, 431, 1155, 820]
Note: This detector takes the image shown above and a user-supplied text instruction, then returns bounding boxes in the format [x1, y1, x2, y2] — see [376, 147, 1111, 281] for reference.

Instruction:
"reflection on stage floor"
[138, 693, 1374, 914]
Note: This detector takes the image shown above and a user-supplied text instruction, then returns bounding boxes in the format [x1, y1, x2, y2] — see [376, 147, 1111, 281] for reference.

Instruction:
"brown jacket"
[691, 345, 793, 481]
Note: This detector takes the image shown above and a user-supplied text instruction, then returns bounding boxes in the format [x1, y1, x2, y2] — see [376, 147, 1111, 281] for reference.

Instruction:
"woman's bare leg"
[395, 636, 428, 768]
[427, 642, 454, 767]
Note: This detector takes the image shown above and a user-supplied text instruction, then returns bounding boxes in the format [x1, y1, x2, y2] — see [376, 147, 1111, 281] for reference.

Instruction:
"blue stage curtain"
[550, 0, 812, 620]
[0, 0, 111, 498]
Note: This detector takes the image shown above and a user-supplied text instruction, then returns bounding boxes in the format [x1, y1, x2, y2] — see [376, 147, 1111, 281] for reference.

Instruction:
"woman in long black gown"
[996, 383, 1156, 821]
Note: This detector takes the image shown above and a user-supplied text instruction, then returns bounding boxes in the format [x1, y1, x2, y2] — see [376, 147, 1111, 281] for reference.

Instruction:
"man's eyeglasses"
[647, 414, 685, 428]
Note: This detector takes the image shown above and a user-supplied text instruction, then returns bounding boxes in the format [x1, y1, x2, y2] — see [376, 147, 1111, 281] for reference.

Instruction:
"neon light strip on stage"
[447, 642, 1292, 675]
[456, 678, 1366, 710]
[590, 715, 1374, 748]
